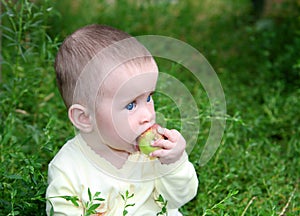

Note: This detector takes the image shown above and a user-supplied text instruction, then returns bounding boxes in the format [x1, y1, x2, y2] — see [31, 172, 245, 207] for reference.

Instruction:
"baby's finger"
[157, 126, 176, 142]
[150, 148, 169, 158]
[157, 125, 166, 136]
[152, 139, 174, 150]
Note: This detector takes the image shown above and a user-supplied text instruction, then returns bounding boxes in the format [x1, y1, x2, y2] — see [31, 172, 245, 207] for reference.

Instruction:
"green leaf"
[155, 194, 168, 216]
[203, 209, 214, 215]
[50, 206, 54, 216]
[70, 198, 80, 207]
[60, 195, 80, 207]
[231, 190, 239, 196]
[155, 194, 164, 203]
[128, 192, 134, 199]
[88, 203, 101, 212]
[215, 203, 226, 210]
[88, 188, 92, 201]
[95, 197, 105, 201]
[120, 193, 125, 201]
[94, 191, 101, 197]
[125, 203, 135, 208]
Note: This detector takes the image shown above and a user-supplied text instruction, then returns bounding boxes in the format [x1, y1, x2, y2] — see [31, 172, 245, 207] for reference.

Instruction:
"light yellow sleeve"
[46, 163, 83, 216]
[154, 152, 198, 209]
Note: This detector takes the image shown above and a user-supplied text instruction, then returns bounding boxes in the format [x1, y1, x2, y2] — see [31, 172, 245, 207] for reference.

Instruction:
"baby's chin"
[121, 140, 139, 153]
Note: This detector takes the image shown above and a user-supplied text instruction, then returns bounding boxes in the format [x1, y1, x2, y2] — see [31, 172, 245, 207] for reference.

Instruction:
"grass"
[0, 0, 299, 215]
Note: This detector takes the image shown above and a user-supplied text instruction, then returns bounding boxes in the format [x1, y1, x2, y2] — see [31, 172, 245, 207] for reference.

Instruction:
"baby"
[46, 24, 198, 215]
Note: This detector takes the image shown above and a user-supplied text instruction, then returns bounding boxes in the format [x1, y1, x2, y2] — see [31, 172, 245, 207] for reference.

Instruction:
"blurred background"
[0, 0, 299, 215]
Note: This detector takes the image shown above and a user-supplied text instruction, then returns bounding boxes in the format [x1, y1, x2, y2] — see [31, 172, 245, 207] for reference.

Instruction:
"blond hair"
[55, 24, 152, 108]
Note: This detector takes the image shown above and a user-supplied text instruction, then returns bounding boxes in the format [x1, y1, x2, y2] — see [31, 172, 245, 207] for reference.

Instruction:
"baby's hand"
[150, 126, 186, 164]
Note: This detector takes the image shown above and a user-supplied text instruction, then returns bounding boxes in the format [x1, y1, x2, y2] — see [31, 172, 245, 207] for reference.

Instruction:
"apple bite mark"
[137, 124, 164, 158]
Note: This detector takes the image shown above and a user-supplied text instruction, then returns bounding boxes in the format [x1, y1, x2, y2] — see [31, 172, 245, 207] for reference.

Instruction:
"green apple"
[137, 124, 163, 156]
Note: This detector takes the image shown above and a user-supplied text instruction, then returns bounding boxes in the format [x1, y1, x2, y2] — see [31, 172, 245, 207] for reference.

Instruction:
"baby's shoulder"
[49, 136, 83, 167]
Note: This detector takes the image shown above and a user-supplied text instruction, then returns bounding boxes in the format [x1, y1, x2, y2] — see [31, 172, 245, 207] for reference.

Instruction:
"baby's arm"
[152, 127, 198, 209]
[154, 152, 198, 209]
[46, 164, 83, 216]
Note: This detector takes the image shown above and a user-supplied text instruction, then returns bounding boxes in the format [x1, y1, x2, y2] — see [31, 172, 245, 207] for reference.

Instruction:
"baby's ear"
[68, 104, 93, 133]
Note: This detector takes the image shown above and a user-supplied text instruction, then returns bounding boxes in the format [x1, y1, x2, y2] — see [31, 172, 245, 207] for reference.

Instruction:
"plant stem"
[278, 184, 298, 216]
[241, 196, 256, 216]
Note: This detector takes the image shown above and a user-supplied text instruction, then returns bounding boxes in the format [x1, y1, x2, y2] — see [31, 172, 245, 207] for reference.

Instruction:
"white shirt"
[46, 134, 198, 216]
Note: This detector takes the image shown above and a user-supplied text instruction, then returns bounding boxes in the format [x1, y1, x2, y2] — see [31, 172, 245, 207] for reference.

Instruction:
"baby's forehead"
[98, 60, 158, 99]
[110, 58, 158, 77]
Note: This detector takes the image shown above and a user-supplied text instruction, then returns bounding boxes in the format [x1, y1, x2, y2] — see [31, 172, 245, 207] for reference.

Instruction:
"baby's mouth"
[134, 141, 140, 151]
[133, 139, 140, 151]
[135, 143, 140, 151]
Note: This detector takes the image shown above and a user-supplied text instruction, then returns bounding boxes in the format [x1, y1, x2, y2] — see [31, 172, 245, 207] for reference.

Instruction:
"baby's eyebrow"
[137, 90, 155, 97]
[125, 91, 156, 103]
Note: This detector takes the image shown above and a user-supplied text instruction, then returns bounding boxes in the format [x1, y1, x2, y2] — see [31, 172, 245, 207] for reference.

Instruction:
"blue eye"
[126, 102, 136, 110]
[147, 95, 152, 102]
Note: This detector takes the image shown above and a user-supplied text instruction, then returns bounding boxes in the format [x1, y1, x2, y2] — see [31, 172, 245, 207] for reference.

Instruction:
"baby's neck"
[99, 147, 130, 169]
[80, 133, 130, 169]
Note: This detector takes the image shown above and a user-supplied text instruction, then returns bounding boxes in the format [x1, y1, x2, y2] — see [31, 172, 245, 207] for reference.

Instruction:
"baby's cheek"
[127, 118, 139, 137]
[109, 113, 136, 143]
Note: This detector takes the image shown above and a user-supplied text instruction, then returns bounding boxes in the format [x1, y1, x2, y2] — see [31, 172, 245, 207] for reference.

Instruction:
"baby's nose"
[139, 106, 155, 124]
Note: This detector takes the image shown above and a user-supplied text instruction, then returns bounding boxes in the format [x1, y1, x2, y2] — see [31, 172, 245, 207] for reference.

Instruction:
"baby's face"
[94, 60, 158, 153]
